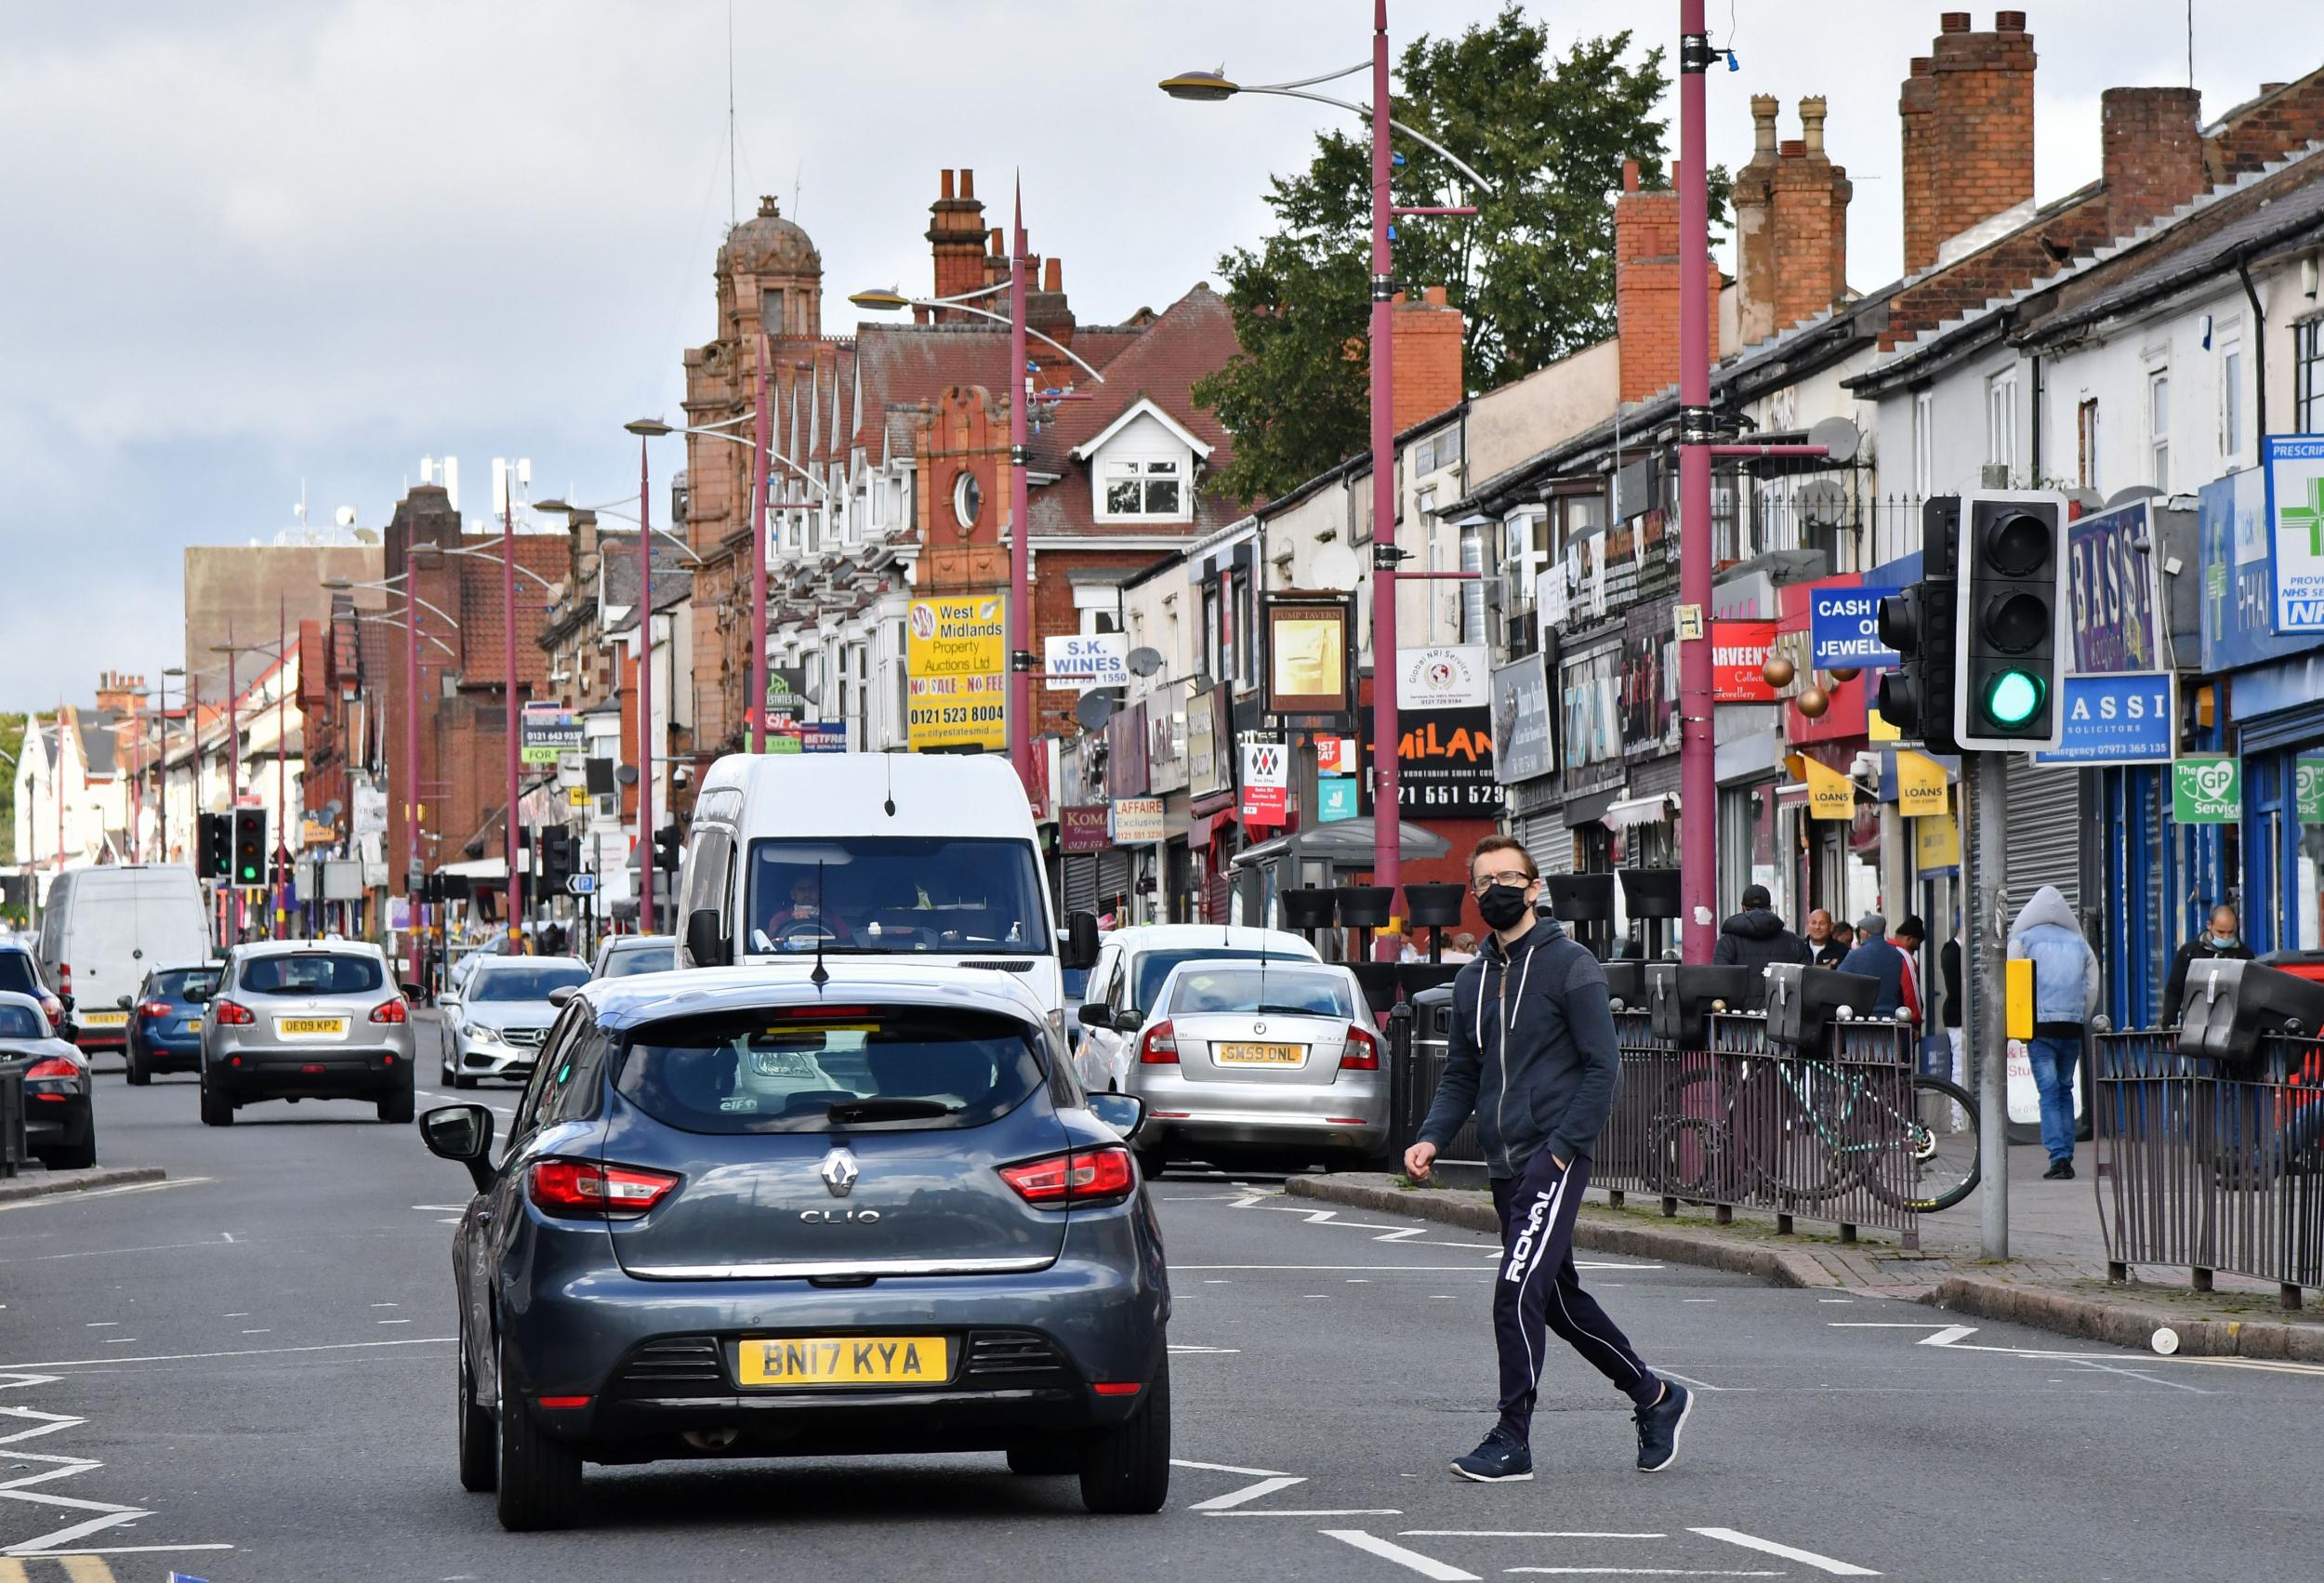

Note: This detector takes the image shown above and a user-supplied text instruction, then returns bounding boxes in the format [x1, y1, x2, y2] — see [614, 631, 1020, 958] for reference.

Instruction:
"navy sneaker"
[1634, 1380, 1693, 1472]
[1450, 1427, 1534, 1483]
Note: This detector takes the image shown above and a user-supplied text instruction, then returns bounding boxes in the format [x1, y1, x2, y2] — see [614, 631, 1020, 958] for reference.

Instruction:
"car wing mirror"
[547, 985, 578, 1008]
[1076, 1002, 1112, 1030]
[1088, 1090, 1148, 1144]
[1063, 910, 1102, 971]
[187, 987, 212, 1005]
[420, 1103, 498, 1194]
[1115, 1007, 1142, 1033]
[116, 995, 134, 1011]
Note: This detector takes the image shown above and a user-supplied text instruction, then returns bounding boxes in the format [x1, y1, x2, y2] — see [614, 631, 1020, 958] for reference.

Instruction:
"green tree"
[0, 713, 26, 927]
[1194, 7, 1728, 504]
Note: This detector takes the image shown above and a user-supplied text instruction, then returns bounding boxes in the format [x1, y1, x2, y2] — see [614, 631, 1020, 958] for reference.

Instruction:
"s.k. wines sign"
[1361, 706, 1501, 816]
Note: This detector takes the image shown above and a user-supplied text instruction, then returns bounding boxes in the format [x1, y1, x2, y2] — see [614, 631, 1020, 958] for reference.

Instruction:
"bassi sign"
[2172, 756, 2239, 824]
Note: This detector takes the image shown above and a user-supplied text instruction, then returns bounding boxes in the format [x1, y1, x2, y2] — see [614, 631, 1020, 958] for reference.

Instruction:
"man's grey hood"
[2012, 885, 2080, 938]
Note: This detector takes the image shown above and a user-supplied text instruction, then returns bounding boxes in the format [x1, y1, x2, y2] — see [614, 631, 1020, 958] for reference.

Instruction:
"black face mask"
[1477, 882, 1532, 931]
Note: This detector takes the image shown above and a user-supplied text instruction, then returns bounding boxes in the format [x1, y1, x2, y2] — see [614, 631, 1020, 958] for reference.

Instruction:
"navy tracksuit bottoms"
[1489, 1149, 1660, 1443]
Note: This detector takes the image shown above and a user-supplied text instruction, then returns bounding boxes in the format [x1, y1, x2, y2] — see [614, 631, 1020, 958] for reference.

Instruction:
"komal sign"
[1809, 588, 1900, 670]
[2268, 435, 2324, 632]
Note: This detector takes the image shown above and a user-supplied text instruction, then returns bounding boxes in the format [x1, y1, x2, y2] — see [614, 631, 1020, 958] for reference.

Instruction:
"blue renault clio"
[422, 962, 1170, 1531]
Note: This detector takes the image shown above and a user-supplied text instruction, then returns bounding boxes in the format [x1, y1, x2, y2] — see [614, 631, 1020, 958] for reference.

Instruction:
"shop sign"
[520, 705, 581, 765]
[2199, 468, 2314, 671]
[2299, 755, 2324, 824]
[1895, 750, 1948, 817]
[1490, 653, 1553, 785]
[1809, 587, 1901, 670]
[1559, 639, 1625, 797]
[1799, 755, 1855, 820]
[2172, 756, 2240, 824]
[1361, 706, 1501, 816]
[905, 594, 1006, 750]
[1240, 738, 1289, 826]
[1621, 598, 1678, 759]
[2067, 501, 2162, 672]
[1112, 797, 1166, 845]
[1043, 633, 1128, 691]
[1262, 595, 1354, 718]
[1398, 644, 1488, 710]
[1317, 777, 1358, 823]
[1061, 805, 1111, 853]
[763, 667, 810, 716]
[1315, 735, 1359, 774]
[2266, 436, 2324, 632]
[1915, 809, 1960, 874]
[1710, 620, 1778, 703]
[2033, 673, 2174, 766]
[1187, 685, 1230, 800]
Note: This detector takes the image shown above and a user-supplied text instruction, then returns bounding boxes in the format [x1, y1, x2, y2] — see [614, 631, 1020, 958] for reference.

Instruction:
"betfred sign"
[1710, 620, 1778, 703]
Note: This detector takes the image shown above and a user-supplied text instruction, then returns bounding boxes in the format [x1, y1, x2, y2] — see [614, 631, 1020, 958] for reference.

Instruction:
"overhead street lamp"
[1162, 1, 1486, 920]
[535, 499, 706, 565]
[851, 215, 1110, 801]
[620, 418, 667, 935]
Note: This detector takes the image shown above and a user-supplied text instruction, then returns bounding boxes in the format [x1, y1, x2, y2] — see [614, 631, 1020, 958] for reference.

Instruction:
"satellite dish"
[1807, 416, 1860, 467]
[353, 528, 380, 544]
[1310, 543, 1361, 590]
[334, 506, 359, 528]
[1796, 480, 1848, 531]
[614, 765, 640, 785]
[2106, 482, 2164, 509]
[1126, 646, 1163, 679]
[1075, 688, 1122, 732]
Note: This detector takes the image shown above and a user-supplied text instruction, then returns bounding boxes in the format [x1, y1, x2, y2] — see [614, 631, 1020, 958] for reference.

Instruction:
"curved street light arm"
[891, 299, 1109, 386]
[359, 615, 456, 656]
[1239, 86, 1493, 192]
[1245, 60, 1371, 93]
[443, 543, 560, 593]
[680, 426, 840, 501]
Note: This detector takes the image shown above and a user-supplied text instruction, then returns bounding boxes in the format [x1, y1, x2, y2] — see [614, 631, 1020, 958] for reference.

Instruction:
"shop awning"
[1229, 816, 1450, 871]
[436, 857, 508, 881]
[1602, 793, 1678, 830]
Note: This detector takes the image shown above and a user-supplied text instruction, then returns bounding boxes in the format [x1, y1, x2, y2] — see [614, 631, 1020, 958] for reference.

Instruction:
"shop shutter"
[1518, 811, 1571, 877]
[1063, 854, 1098, 916]
[2003, 759, 2081, 911]
[1097, 849, 1133, 914]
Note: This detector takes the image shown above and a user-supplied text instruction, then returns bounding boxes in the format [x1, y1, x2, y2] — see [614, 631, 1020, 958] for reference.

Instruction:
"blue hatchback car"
[126, 962, 222, 1085]
[422, 963, 1170, 1531]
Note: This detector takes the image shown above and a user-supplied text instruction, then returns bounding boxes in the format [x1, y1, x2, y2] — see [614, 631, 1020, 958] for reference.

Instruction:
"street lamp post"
[622, 423, 662, 937]
[502, 484, 523, 948]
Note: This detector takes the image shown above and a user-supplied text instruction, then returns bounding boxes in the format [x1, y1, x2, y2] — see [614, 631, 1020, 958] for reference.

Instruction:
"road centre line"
[1691, 1527, 1880, 1576]
[1173, 1265, 1502, 1273]
[1323, 1530, 1479, 1581]
[4, 1546, 235, 1559]
[1215, 1508, 1403, 1516]
[0, 1337, 453, 1370]
[1656, 1370, 1752, 1393]
[1189, 1475, 1305, 1510]
[1505, 1570, 1781, 1577]
[1402, 1533, 1668, 1540]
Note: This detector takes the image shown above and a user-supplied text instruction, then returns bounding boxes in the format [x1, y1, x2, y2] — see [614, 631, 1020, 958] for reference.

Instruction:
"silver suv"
[200, 940, 416, 1126]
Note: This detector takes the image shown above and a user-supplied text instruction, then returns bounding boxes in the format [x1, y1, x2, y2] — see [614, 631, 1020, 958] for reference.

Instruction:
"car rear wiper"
[1253, 1004, 1338, 1019]
[825, 1097, 957, 1124]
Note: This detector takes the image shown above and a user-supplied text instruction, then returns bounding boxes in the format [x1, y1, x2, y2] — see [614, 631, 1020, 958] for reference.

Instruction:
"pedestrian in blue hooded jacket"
[2007, 885, 2100, 1180]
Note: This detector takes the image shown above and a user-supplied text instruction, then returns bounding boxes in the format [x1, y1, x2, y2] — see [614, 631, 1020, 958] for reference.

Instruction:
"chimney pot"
[1800, 95, 1829, 153]
[1622, 158, 1641, 192]
[1043, 257, 1063, 293]
[1422, 284, 1447, 305]
[1996, 10, 2027, 31]
[1911, 56, 1933, 76]
[1940, 12, 1971, 32]
[959, 169, 975, 200]
[989, 227, 1004, 256]
[940, 169, 955, 201]
[1750, 94, 1779, 153]
[1779, 139, 1806, 159]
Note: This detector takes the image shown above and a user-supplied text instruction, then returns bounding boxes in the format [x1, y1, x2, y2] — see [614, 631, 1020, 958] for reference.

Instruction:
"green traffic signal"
[1983, 668, 2044, 727]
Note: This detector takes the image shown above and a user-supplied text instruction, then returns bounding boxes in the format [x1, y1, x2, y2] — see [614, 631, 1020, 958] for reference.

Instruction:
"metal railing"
[1397, 996, 1922, 1247]
[2093, 1030, 2324, 1307]
[0, 1058, 25, 1179]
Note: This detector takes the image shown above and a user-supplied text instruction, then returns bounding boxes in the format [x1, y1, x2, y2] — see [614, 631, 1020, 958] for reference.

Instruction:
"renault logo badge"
[819, 1146, 860, 1198]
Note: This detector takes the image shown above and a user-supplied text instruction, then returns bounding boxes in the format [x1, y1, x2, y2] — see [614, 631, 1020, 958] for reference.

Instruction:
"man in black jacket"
[2160, 904, 2254, 1024]
[1711, 885, 1814, 974]
[1406, 835, 1692, 1484]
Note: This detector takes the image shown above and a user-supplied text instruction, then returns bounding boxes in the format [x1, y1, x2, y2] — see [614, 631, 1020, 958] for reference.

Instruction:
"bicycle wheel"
[1647, 1068, 1740, 1204]
[1733, 1059, 1850, 1204]
[1862, 1075, 1982, 1214]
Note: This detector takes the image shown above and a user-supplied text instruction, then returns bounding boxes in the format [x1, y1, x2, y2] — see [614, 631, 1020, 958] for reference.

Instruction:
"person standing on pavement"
[2006, 885, 2100, 1181]
[1405, 835, 1692, 1484]
[2159, 904, 2253, 1025]
[1940, 918, 1965, 1088]
[1804, 908, 1844, 967]
[1711, 885, 1813, 972]
[1837, 913, 1919, 1022]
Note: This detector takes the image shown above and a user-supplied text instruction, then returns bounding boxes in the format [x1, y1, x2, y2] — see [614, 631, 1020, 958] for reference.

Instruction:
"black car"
[0, 992, 95, 1170]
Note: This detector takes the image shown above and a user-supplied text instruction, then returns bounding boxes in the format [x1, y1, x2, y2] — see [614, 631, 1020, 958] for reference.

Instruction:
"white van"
[36, 864, 213, 1054]
[674, 754, 1099, 1024]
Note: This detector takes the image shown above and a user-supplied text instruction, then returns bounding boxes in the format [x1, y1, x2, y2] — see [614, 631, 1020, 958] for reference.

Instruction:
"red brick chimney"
[1614, 160, 1723, 402]
[95, 671, 145, 716]
[1899, 12, 2036, 272]
[1390, 286, 1465, 429]
[1735, 96, 1853, 344]
[925, 168, 987, 317]
[2102, 86, 2207, 235]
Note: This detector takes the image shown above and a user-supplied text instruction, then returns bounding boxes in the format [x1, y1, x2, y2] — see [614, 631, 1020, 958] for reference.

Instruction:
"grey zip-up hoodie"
[1416, 915, 1620, 1178]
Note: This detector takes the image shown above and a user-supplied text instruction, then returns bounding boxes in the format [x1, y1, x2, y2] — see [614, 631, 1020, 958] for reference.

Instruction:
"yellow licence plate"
[79, 1010, 127, 1027]
[1217, 1042, 1301, 1066]
[187, 1018, 204, 1033]
[737, 1336, 951, 1388]
[278, 1017, 348, 1036]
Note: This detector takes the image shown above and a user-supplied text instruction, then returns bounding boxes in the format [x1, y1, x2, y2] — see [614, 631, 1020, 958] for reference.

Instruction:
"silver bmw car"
[200, 939, 416, 1125]
[443, 957, 591, 1088]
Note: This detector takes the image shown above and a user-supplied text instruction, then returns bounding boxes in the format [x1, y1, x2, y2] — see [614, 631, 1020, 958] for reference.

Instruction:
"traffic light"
[653, 824, 683, 874]
[540, 826, 575, 892]
[1874, 496, 1961, 756]
[1954, 490, 2068, 750]
[197, 811, 232, 879]
[231, 810, 269, 887]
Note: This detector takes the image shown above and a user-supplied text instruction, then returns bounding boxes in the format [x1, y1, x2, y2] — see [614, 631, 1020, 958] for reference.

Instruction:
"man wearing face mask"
[1405, 836, 1690, 1484]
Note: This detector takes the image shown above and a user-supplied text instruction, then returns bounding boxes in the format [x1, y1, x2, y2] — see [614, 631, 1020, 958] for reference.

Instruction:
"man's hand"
[1404, 1141, 1437, 1181]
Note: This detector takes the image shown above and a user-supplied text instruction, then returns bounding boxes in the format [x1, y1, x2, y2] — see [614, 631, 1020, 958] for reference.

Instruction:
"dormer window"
[1103, 459, 1184, 519]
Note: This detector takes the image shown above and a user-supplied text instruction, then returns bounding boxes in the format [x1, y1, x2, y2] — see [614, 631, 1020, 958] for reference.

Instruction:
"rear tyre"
[495, 1340, 582, 1531]
[199, 1080, 233, 1128]
[1133, 1147, 1168, 1182]
[456, 1336, 497, 1493]
[1077, 1354, 1170, 1514]
[1005, 1443, 1079, 1476]
[125, 1047, 151, 1087]
[378, 1083, 416, 1125]
[36, 1140, 95, 1172]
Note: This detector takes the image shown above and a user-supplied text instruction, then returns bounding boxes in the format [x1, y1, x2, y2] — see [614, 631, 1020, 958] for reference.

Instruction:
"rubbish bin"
[0, 1057, 26, 1179]
[1406, 984, 1483, 1184]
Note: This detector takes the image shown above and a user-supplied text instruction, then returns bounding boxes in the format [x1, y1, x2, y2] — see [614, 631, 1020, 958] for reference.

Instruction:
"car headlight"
[465, 1023, 505, 1048]
[1047, 1008, 1066, 1047]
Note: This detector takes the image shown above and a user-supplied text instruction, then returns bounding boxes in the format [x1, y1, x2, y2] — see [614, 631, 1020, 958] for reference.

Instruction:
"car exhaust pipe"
[680, 1428, 741, 1452]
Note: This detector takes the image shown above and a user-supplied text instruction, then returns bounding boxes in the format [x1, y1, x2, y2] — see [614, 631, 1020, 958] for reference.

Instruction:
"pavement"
[2, 1025, 2319, 1580]
[1290, 1140, 2324, 1363]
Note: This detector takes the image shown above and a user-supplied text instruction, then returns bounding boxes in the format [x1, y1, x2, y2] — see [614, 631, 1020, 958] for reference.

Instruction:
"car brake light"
[140, 1001, 174, 1021]
[58, 965, 70, 996]
[1340, 1022, 1381, 1071]
[998, 1145, 1137, 1209]
[210, 998, 256, 1026]
[1138, 1020, 1178, 1064]
[369, 998, 408, 1024]
[25, 1058, 77, 1082]
[527, 1158, 681, 1219]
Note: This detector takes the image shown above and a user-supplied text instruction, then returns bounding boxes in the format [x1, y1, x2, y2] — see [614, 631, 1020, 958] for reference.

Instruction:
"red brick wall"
[1390, 287, 1464, 431]
[1926, 12, 2037, 265]
[1899, 58, 1938, 273]
[1614, 161, 1723, 402]
[2103, 86, 2207, 235]
[926, 169, 990, 314]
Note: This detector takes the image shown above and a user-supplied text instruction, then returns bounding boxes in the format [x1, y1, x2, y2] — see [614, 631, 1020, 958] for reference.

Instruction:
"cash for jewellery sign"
[905, 595, 1006, 751]
[521, 705, 581, 764]
[1809, 587, 1901, 670]
[2172, 756, 2239, 824]
[2265, 435, 2324, 632]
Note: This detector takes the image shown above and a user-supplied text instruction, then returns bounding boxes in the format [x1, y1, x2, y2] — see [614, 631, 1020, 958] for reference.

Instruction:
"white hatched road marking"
[1692, 1527, 1880, 1576]
[1323, 1529, 1480, 1581]
[1189, 1476, 1306, 1511]
[1506, 1569, 1782, 1576]
[1402, 1532, 1669, 1539]
[1830, 1319, 2324, 1379]
[0, 1371, 232, 1558]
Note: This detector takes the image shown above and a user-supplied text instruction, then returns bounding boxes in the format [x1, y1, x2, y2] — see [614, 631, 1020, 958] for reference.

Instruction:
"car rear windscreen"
[470, 966, 590, 1001]
[616, 1006, 1044, 1135]
[152, 969, 219, 1000]
[1131, 948, 1292, 1013]
[240, 954, 385, 996]
[1167, 966, 1353, 1018]
[602, 945, 675, 978]
[0, 1005, 46, 1039]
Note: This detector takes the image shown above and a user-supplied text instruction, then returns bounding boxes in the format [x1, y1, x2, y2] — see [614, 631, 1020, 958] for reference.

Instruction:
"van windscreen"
[745, 838, 1048, 957]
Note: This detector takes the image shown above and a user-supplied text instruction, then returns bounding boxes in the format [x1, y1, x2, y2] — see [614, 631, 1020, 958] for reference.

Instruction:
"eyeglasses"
[1472, 870, 1537, 896]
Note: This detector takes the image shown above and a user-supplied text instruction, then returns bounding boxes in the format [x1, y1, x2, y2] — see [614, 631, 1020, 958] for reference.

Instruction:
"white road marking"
[1172, 1265, 1500, 1273]
[99, 1340, 136, 1347]
[1170, 1458, 1291, 1477]
[222, 1313, 248, 1318]
[1506, 1570, 1781, 1577]
[2066, 1358, 2212, 1394]
[1681, 1299, 1719, 1304]
[1914, 1326, 1978, 1348]
[1692, 1527, 1880, 1576]
[219, 1232, 233, 1243]
[0, 1179, 210, 1214]
[1190, 1475, 1306, 1510]
[1403, 1532, 1667, 1539]
[7, 1545, 236, 1557]
[0, 1337, 452, 1369]
[1216, 1508, 1403, 1516]
[1657, 1370, 1752, 1394]
[80, 1325, 115, 1330]
[1167, 1345, 1240, 1354]
[1323, 1530, 1480, 1581]
[1375, 1227, 1429, 1243]
[377, 1319, 413, 1326]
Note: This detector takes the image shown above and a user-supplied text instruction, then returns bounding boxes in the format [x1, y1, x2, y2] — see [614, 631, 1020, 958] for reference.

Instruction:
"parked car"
[125, 962, 223, 1085]
[200, 940, 416, 1126]
[0, 991, 95, 1169]
[1120, 956, 1388, 1177]
[419, 960, 1168, 1531]
[1072, 925, 1321, 1096]
[0, 940, 65, 1032]
[442, 957, 591, 1088]
[591, 934, 677, 980]
[33, 865, 210, 1058]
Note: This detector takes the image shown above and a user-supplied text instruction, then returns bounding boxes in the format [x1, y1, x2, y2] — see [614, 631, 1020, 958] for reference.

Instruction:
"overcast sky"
[0, 1, 2296, 710]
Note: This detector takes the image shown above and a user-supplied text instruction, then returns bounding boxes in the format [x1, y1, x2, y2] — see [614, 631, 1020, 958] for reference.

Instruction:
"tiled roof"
[850, 320, 1146, 458]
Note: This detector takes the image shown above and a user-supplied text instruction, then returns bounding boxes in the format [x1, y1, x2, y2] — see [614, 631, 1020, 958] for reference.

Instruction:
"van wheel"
[199, 1081, 233, 1128]
[1077, 1354, 1170, 1514]
[495, 1340, 583, 1531]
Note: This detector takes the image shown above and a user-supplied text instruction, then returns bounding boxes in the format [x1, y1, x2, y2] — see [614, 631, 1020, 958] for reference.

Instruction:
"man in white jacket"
[2005, 886, 2101, 1180]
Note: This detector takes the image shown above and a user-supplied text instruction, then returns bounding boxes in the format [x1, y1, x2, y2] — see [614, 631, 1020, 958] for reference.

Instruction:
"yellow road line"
[0, 1559, 30, 1583]
[60, 1559, 116, 1583]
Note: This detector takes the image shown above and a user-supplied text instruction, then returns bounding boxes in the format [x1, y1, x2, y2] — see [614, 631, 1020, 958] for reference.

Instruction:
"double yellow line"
[0, 1559, 119, 1582]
